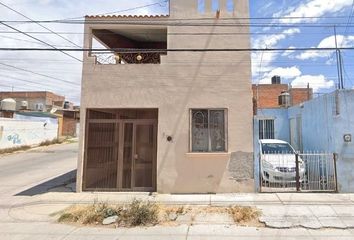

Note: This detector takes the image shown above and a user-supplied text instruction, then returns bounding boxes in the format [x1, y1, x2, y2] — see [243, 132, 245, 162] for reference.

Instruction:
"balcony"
[90, 28, 167, 65]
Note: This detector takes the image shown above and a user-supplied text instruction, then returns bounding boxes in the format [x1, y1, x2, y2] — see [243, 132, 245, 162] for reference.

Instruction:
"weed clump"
[58, 200, 159, 227]
[229, 206, 261, 224]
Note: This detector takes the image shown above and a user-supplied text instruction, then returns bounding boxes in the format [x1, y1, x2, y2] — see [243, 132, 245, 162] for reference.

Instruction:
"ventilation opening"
[198, 0, 234, 13]
[212, 0, 219, 11]
[227, 0, 234, 12]
[198, 0, 206, 13]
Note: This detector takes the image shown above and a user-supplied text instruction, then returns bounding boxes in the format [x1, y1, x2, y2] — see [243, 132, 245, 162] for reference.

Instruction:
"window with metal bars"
[259, 119, 275, 140]
[191, 109, 227, 152]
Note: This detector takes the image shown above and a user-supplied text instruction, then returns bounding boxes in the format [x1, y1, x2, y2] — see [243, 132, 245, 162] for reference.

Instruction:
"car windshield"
[262, 143, 295, 154]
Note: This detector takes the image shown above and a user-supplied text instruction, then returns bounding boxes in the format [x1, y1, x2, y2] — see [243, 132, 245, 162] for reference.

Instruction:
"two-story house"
[77, 0, 254, 193]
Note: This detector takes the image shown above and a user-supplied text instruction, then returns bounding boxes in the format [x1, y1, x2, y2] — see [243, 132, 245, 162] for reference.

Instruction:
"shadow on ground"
[15, 170, 77, 196]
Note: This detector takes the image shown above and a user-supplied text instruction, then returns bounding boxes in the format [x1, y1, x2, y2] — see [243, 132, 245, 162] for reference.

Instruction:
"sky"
[0, 0, 353, 104]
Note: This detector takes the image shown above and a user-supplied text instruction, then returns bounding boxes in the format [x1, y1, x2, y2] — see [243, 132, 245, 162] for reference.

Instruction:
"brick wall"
[62, 117, 77, 137]
[253, 84, 312, 110]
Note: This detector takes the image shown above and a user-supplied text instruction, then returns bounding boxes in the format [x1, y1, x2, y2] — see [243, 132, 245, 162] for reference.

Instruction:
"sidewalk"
[6, 191, 354, 229]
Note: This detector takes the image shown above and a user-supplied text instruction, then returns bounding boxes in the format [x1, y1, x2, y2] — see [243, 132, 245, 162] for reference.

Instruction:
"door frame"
[83, 118, 157, 192]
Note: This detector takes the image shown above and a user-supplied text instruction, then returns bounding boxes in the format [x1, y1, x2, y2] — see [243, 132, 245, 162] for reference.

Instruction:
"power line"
[0, 1, 82, 49]
[0, 34, 78, 47]
[0, 47, 353, 52]
[2, 20, 354, 29]
[0, 30, 345, 35]
[4, 15, 353, 23]
[343, 0, 354, 37]
[0, 21, 83, 63]
[0, 73, 76, 89]
[0, 62, 80, 86]
[0, 82, 31, 91]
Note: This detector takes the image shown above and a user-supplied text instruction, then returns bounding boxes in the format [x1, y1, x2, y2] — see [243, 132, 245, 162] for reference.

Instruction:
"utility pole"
[334, 26, 344, 89]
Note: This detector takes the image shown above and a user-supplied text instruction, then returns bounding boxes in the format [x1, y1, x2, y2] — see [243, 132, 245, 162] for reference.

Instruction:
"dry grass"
[39, 138, 63, 146]
[229, 206, 262, 226]
[58, 203, 120, 225]
[58, 200, 159, 227]
[57, 201, 262, 228]
[0, 145, 31, 155]
[120, 200, 159, 227]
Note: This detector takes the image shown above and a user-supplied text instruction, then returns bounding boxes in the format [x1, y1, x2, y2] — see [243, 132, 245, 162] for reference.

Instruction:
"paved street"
[1, 143, 354, 239]
[0, 143, 77, 197]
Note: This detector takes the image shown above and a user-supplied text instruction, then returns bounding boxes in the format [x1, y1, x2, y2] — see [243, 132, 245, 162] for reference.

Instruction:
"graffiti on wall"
[7, 133, 22, 145]
[0, 120, 58, 150]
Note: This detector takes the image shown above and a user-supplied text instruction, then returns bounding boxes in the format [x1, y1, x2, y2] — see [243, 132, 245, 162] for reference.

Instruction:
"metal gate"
[260, 152, 338, 193]
[82, 109, 158, 192]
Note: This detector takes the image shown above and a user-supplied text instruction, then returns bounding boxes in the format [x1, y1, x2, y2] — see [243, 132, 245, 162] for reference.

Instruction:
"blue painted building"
[254, 90, 354, 192]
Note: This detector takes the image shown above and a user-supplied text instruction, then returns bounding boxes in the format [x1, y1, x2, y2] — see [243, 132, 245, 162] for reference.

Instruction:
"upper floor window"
[191, 109, 227, 152]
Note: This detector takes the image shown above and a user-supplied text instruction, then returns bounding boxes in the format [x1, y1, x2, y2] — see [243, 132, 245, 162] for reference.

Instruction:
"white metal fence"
[260, 152, 337, 192]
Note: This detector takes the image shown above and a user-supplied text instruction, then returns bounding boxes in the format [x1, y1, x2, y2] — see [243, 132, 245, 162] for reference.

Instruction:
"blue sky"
[250, 0, 354, 93]
[0, 0, 353, 103]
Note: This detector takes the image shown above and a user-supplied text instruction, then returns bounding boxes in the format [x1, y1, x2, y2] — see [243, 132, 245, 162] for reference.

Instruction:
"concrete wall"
[255, 108, 290, 142]
[77, 0, 254, 193]
[255, 90, 354, 192]
[289, 90, 354, 192]
[0, 118, 58, 149]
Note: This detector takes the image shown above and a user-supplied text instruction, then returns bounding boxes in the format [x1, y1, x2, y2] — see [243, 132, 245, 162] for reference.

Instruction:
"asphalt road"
[0, 143, 77, 196]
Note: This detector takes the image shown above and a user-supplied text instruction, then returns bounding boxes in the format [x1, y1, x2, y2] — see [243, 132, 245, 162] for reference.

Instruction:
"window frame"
[189, 108, 228, 153]
[258, 118, 275, 140]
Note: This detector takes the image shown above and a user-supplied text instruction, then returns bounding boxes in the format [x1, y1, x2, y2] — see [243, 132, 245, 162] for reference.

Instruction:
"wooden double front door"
[83, 117, 157, 192]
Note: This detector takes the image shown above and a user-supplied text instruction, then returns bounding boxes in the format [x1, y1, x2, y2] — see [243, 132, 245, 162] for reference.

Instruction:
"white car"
[259, 139, 305, 185]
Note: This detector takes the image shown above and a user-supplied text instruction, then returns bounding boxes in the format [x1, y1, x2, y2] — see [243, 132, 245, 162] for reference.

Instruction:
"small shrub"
[120, 200, 159, 227]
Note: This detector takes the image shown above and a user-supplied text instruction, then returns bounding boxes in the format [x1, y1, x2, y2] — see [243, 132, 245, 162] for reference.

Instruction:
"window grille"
[191, 109, 227, 152]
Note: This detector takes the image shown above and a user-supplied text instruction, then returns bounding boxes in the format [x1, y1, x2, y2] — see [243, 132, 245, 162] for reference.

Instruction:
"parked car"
[259, 139, 305, 185]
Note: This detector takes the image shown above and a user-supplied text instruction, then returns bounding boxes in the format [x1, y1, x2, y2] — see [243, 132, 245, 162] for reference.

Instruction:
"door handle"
[134, 154, 139, 160]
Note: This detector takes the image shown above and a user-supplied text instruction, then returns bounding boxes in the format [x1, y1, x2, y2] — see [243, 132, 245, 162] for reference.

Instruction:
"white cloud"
[291, 75, 335, 92]
[252, 28, 301, 79]
[295, 35, 354, 60]
[253, 28, 300, 49]
[259, 66, 302, 84]
[275, 0, 353, 23]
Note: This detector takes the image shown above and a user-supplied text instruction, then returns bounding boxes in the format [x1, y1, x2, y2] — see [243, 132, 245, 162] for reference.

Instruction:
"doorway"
[83, 109, 158, 192]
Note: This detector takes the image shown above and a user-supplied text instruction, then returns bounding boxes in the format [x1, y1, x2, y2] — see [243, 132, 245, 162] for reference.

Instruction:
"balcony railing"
[92, 52, 164, 65]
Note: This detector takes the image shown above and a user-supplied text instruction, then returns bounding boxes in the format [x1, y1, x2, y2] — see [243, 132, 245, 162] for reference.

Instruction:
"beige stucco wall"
[77, 0, 254, 193]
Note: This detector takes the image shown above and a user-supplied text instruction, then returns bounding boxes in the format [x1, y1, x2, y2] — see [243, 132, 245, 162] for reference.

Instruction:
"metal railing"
[92, 52, 163, 65]
[260, 152, 337, 193]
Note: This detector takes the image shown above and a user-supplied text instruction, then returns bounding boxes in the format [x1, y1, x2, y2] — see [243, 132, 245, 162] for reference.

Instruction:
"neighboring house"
[252, 76, 313, 113]
[254, 90, 354, 192]
[0, 91, 78, 137]
[0, 91, 65, 112]
[57, 109, 80, 137]
[77, 0, 254, 193]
